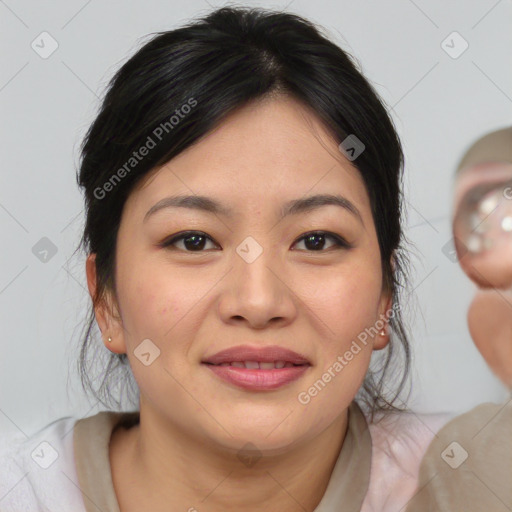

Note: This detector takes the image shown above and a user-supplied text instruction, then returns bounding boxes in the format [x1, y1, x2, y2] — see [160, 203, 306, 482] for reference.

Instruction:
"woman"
[0, 7, 450, 511]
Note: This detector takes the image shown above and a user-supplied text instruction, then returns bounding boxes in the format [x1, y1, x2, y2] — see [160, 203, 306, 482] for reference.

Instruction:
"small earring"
[107, 336, 112, 343]
[379, 329, 386, 337]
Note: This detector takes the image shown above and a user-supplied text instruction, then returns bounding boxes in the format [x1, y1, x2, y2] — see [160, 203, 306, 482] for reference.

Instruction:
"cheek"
[319, 263, 382, 373]
[115, 254, 186, 341]
[304, 259, 383, 337]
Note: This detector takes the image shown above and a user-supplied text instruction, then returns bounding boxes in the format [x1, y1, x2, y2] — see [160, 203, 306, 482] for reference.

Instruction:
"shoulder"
[0, 415, 85, 512]
[361, 406, 455, 512]
[405, 399, 512, 511]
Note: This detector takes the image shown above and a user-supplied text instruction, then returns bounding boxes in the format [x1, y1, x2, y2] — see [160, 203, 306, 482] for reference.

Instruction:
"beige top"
[405, 399, 512, 511]
[73, 401, 373, 511]
[0, 400, 445, 510]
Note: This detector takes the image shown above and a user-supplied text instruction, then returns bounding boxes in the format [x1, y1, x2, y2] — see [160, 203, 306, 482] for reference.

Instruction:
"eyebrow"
[143, 193, 363, 224]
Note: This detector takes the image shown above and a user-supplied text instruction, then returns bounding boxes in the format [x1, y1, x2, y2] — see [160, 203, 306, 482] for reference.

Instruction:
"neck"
[110, 403, 349, 512]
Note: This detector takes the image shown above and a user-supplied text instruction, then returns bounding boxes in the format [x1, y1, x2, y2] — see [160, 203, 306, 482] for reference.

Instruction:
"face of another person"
[453, 161, 512, 388]
[90, 96, 391, 453]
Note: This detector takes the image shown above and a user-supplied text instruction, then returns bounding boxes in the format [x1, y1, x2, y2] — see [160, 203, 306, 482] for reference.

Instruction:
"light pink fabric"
[362, 408, 454, 511]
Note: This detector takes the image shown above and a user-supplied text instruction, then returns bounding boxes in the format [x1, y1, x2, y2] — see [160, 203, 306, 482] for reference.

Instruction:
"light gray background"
[1, 0, 511, 437]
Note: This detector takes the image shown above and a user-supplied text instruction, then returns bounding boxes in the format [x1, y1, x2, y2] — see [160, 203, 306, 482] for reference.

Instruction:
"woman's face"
[93, 96, 391, 452]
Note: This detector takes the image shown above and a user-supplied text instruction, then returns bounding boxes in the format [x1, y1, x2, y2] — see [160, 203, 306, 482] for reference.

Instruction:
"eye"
[292, 231, 352, 252]
[160, 230, 351, 253]
[161, 231, 219, 252]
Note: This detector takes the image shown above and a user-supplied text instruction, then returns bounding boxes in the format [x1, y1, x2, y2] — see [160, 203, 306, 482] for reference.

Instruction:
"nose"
[217, 245, 297, 329]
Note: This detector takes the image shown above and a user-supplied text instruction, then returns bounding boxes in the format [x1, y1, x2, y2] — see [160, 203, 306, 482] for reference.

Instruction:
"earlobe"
[373, 324, 390, 350]
[103, 334, 125, 354]
[373, 293, 392, 350]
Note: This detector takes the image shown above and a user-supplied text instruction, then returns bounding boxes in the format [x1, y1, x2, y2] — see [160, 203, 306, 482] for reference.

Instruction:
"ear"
[373, 291, 392, 350]
[374, 253, 395, 351]
[85, 253, 126, 354]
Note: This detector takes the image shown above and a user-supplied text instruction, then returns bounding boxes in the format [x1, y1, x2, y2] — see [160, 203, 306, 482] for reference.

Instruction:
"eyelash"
[160, 230, 352, 252]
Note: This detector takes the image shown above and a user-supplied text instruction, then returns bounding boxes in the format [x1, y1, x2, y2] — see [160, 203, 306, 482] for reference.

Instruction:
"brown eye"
[161, 231, 218, 252]
[292, 231, 351, 251]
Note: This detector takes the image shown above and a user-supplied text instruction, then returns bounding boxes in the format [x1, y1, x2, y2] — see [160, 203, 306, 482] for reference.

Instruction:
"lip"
[202, 345, 311, 365]
[201, 345, 311, 391]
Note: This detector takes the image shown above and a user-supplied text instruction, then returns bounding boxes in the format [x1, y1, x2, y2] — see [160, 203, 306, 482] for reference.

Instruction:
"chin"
[218, 429, 306, 457]
[204, 413, 312, 451]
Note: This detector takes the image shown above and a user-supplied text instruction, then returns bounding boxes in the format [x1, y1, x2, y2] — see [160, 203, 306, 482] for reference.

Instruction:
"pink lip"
[201, 345, 311, 391]
[202, 345, 311, 365]
[204, 365, 310, 390]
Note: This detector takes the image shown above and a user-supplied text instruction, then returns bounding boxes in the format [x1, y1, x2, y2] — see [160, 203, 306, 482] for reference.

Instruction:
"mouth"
[203, 361, 308, 369]
[202, 345, 311, 366]
[201, 345, 311, 390]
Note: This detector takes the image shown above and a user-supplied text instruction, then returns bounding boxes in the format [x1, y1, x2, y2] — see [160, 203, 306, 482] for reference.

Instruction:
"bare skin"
[86, 95, 392, 511]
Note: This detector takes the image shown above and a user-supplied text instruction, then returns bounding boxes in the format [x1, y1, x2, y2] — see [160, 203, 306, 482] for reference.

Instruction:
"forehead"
[131, 96, 371, 218]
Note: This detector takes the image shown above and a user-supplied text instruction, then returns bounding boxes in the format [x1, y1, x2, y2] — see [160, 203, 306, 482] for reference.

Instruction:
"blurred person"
[406, 127, 512, 511]
[453, 126, 512, 388]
